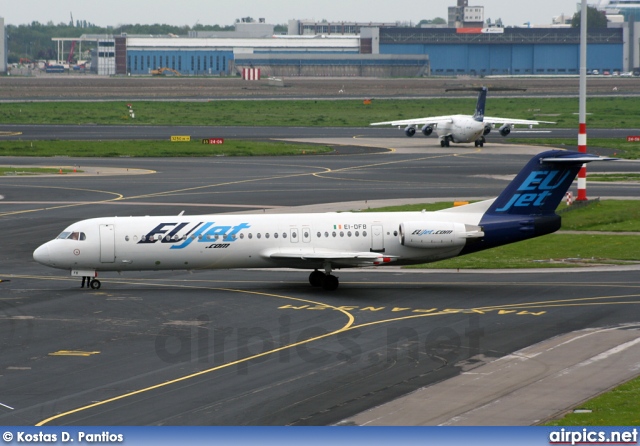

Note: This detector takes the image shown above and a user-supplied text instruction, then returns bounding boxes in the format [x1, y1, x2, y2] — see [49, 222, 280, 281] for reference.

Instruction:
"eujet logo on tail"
[495, 169, 571, 213]
[139, 222, 251, 249]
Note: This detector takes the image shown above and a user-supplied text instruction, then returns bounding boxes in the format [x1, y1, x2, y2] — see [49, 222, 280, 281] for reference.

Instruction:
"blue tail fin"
[472, 87, 487, 122]
[486, 150, 605, 216]
[459, 150, 613, 255]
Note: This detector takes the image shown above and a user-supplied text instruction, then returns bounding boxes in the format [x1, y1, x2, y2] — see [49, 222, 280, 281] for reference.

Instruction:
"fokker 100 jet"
[370, 87, 555, 147]
[34, 150, 610, 291]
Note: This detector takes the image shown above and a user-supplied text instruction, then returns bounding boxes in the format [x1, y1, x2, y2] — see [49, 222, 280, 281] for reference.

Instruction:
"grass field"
[544, 376, 640, 426]
[4, 97, 640, 159]
[0, 139, 333, 157]
[0, 167, 79, 175]
[3, 96, 640, 129]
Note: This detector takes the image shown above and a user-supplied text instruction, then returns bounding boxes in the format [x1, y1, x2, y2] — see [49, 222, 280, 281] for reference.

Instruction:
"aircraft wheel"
[90, 279, 101, 290]
[440, 140, 445, 147]
[309, 270, 324, 287]
[322, 274, 339, 291]
[474, 140, 479, 147]
[445, 140, 450, 147]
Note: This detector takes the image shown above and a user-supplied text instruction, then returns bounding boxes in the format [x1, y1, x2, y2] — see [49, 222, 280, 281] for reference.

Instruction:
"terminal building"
[37, 1, 638, 77]
[87, 25, 624, 77]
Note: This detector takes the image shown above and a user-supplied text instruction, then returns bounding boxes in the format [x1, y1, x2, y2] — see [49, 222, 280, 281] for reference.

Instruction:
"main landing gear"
[309, 268, 340, 291]
[474, 136, 486, 147]
[440, 139, 451, 148]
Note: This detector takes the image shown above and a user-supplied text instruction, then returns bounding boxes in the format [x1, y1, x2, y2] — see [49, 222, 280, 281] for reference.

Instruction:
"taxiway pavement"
[0, 139, 639, 426]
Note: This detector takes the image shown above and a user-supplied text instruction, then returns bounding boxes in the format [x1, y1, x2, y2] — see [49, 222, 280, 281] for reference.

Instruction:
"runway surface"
[0, 137, 639, 426]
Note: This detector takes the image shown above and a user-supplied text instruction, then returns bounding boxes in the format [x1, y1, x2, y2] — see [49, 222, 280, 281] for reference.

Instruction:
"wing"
[266, 249, 398, 268]
[483, 116, 556, 126]
[370, 116, 453, 127]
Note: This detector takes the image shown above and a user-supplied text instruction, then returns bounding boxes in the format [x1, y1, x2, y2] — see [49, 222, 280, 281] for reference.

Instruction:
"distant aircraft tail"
[472, 87, 487, 122]
[460, 150, 614, 254]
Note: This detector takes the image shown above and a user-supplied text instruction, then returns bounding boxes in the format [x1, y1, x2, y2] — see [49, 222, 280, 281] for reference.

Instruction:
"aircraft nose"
[33, 243, 51, 266]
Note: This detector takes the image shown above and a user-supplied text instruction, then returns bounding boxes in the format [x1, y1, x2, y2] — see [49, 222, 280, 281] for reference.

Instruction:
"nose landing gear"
[76, 270, 101, 290]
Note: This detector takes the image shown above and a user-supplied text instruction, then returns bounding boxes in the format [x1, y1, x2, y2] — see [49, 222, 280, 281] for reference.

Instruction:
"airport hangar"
[87, 25, 625, 77]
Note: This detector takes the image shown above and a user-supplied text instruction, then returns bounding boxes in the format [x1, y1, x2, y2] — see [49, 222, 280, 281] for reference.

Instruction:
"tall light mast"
[577, 0, 589, 201]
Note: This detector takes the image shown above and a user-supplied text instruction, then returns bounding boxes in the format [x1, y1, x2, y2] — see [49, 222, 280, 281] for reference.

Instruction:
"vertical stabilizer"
[472, 87, 487, 122]
[485, 150, 604, 216]
[458, 150, 614, 255]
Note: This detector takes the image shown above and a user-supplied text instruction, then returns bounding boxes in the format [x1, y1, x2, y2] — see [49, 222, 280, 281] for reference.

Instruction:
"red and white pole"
[577, 123, 588, 200]
[577, 0, 588, 201]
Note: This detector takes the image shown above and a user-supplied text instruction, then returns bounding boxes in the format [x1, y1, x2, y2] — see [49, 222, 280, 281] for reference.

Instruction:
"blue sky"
[3, 0, 586, 28]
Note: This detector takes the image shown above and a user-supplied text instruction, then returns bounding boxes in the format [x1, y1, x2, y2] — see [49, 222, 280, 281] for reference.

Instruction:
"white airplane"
[33, 150, 611, 291]
[370, 87, 555, 147]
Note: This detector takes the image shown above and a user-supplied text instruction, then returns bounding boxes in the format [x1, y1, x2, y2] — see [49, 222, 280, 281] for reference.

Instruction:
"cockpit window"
[56, 231, 86, 241]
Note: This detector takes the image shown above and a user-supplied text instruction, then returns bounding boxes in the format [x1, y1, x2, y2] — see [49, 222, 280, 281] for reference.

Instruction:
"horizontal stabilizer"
[540, 154, 618, 163]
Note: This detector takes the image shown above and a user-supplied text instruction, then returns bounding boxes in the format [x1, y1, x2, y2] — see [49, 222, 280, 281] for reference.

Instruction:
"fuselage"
[437, 115, 485, 143]
[33, 210, 486, 273]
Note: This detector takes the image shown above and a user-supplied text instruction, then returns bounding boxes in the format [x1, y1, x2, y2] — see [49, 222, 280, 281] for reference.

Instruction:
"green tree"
[416, 17, 446, 27]
[571, 6, 609, 28]
[5, 21, 236, 63]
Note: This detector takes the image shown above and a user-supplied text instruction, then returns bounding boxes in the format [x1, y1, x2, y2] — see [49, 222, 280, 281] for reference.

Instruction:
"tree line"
[6, 21, 258, 63]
